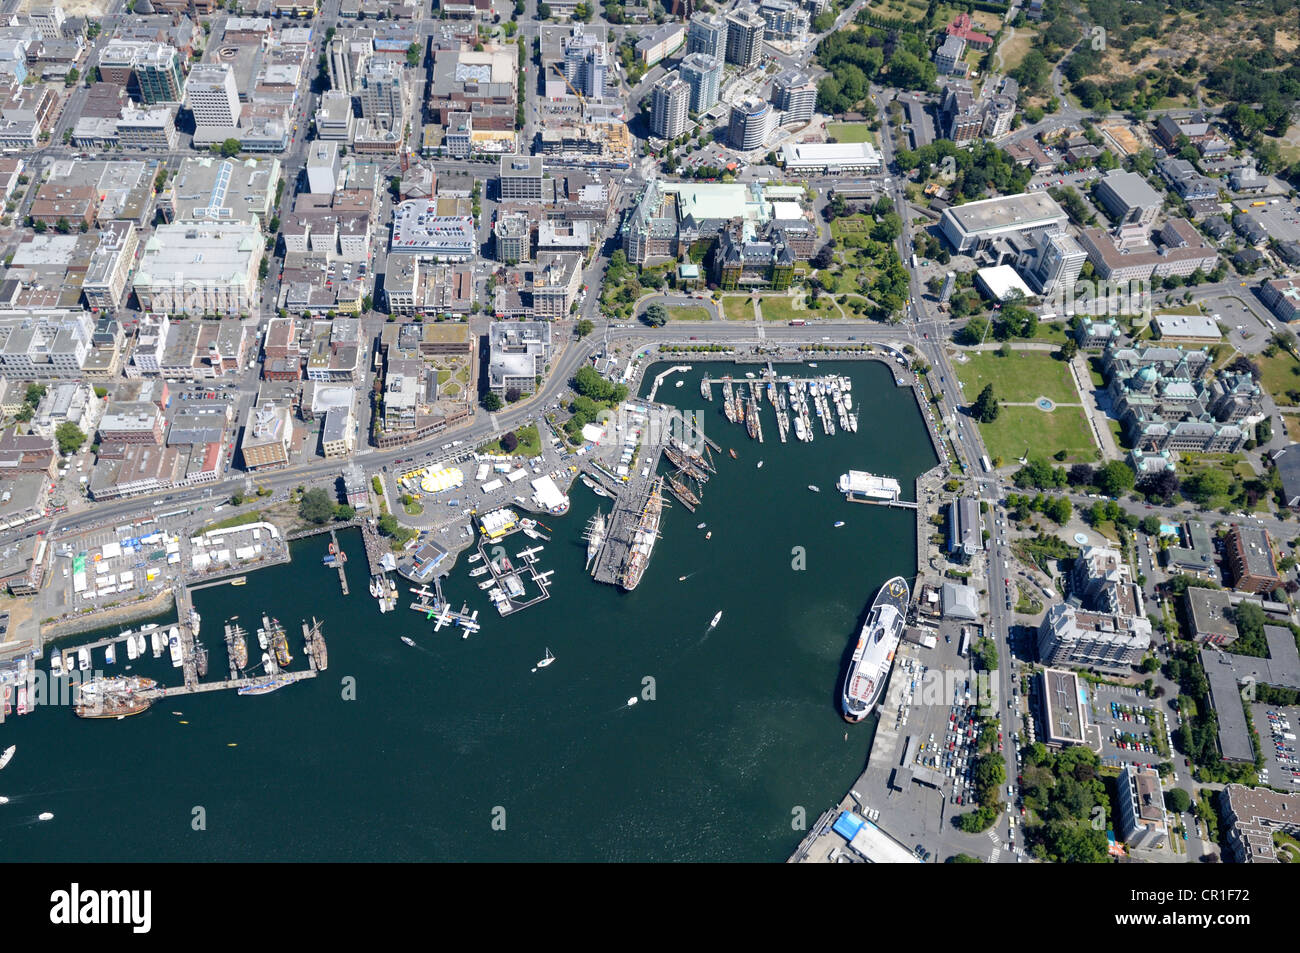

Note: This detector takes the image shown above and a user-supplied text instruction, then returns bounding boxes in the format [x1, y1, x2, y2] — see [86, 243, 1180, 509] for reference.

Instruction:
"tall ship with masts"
[619, 478, 665, 592]
[841, 576, 910, 723]
[584, 509, 607, 572]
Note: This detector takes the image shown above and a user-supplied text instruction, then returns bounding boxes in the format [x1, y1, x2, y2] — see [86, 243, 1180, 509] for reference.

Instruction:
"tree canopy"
[299, 488, 335, 524]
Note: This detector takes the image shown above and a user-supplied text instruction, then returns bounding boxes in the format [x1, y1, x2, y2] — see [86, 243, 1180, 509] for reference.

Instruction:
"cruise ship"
[841, 576, 910, 723]
[619, 478, 665, 592]
[837, 471, 902, 504]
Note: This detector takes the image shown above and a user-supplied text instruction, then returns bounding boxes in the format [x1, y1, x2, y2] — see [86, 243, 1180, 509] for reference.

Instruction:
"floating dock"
[323, 530, 348, 590]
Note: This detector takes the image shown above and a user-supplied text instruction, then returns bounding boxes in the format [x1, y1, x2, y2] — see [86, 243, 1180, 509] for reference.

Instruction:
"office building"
[563, 24, 607, 100]
[359, 59, 404, 130]
[184, 64, 240, 129]
[306, 141, 341, 195]
[1093, 170, 1163, 228]
[651, 75, 689, 140]
[939, 191, 1069, 253]
[1222, 785, 1300, 863]
[240, 402, 292, 470]
[498, 155, 544, 201]
[488, 321, 552, 396]
[1116, 765, 1168, 850]
[1224, 524, 1281, 594]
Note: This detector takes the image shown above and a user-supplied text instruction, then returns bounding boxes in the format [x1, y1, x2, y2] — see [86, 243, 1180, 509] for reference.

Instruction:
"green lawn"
[667, 306, 711, 321]
[757, 296, 804, 322]
[722, 296, 753, 321]
[479, 423, 542, 457]
[826, 123, 876, 144]
[1284, 413, 1300, 443]
[202, 510, 263, 532]
[1257, 350, 1300, 406]
[1031, 321, 1071, 344]
[954, 350, 1080, 405]
[978, 405, 1098, 465]
[1157, 304, 1204, 316]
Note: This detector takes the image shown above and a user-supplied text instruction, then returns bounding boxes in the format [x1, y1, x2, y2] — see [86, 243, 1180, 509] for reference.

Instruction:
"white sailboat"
[532, 648, 555, 672]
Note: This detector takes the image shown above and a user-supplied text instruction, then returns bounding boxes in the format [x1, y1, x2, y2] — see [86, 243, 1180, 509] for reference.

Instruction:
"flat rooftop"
[944, 191, 1067, 235]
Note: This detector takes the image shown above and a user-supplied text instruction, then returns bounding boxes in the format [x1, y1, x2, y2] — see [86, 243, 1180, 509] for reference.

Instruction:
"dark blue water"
[0, 360, 936, 861]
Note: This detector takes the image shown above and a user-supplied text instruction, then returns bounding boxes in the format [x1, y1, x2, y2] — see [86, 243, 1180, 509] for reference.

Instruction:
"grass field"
[757, 296, 804, 322]
[979, 405, 1098, 465]
[1284, 413, 1300, 443]
[826, 123, 876, 143]
[997, 27, 1036, 72]
[479, 423, 542, 457]
[202, 510, 263, 532]
[667, 306, 711, 321]
[722, 296, 753, 321]
[953, 350, 1080, 405]
[1257, 349, 1300, 406]
[866, 0, 928, 21]
[1157, 304, 1205, 317]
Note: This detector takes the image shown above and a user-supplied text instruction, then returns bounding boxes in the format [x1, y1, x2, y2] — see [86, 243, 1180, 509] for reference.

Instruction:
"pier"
[138, 669, 316, 700]
[327, 529, 349, 596]
[475, 532, 553, 617]
[646, 364, 693, 402]
[590, 476, 660, 587]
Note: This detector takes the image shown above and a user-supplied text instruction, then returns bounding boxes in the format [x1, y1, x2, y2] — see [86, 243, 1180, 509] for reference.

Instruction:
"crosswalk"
[987, 830, 1001, 863]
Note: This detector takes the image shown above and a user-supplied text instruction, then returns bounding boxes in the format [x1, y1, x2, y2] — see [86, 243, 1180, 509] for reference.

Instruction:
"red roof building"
[948, 13, 994, 51]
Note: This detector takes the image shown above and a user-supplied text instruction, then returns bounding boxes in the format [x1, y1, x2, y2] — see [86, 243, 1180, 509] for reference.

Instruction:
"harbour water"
[0, 360, 936, 861]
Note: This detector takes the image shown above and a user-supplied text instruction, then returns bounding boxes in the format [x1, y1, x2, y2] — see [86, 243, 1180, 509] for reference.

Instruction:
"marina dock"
[590, 475, 661, 587]
[138, 670, 316, 700]
[327, 529, 349, 596]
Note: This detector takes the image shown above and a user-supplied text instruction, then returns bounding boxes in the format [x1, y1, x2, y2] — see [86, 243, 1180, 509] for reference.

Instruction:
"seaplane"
[433, 605, 455, 632]
[536, 570, 556, 586]
[516, 545, 544, 563]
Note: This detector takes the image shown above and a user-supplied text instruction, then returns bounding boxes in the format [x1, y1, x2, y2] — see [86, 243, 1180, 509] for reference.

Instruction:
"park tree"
[299, 488, 335, 524]
[500, 431, 519, 454]
[1095, 460, 1136, 497]
[972, 384, 999, 423]
[643, 303, 669, 327]
[483, 392, 503, 412]
[55, 422, 86, 455]
[1165, 788, 1192, 814]
[575, 318, 594, 338]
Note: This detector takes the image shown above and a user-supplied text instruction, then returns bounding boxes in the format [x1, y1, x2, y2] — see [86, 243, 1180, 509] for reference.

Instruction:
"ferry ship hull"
[841, 576, 910, 723]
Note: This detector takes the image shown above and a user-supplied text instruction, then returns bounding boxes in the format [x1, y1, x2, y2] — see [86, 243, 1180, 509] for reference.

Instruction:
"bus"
[958, 629, 971, 659]
[981, 454, 992, 472]
[788, 319, 806, 326]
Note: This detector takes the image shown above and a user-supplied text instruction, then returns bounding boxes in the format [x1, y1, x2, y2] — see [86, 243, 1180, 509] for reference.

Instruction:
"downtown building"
[1037, 544, 1150, 671]
[772, 69, 817, 127]
[724, 9, 765, 69]
[687, 13, 726, 59]
[679, 53, 721, 115]
[651, 75, 689, 140]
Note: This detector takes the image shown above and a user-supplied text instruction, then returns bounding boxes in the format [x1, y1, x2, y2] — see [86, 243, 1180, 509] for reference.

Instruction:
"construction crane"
[550, 61, 586, 107]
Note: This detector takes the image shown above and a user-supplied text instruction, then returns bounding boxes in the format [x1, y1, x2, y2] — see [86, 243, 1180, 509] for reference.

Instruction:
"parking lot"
[1087, 683, 1173, 771]
[1253, 703, 1300, 790]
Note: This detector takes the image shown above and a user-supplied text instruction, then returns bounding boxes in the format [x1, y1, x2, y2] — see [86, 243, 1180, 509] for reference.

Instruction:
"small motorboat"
[707, 611, 722, 630]
[401, 637, 416, 647]
[697, 522, 706, 529]
[0, 796, 8, 804]
[105, 644, 116, 665]
[0, 744, 14, 770]
[728, 449, 737, 459]
[704, 531, 712, 540]
[627, 697, 638, 707]
[757, 461, 763, 468]
[38, 812, 54, 821]
[834, 521, 845, 528]
[808, 485, 820, 493]
[808, 362, 818, 368]
[675, 380, 684, 388]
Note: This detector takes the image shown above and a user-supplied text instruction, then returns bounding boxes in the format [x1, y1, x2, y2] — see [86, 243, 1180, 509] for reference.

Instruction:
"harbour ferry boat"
[842, 576, 910, 723]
